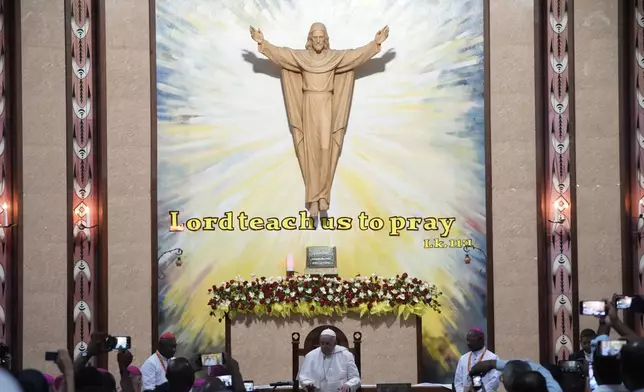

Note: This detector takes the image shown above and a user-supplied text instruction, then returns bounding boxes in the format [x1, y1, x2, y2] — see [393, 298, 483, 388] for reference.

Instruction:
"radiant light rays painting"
[155, 0, 486, 382]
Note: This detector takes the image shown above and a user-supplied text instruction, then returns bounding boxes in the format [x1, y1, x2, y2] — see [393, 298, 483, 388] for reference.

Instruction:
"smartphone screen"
[114, 336, 131, 350]
[244, 381, 254, 391]
[616, 296, 633, 310]
[472, 376, 482, 389]
[579, 300, 606, 316]
[202, 353, 225, 366]
[599, 340, 626, 356]
[45, 351, 58, 362]
[217, 375, 233, 387]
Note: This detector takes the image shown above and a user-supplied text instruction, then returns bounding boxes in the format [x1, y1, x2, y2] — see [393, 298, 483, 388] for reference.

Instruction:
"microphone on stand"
[270, 381, 294, 387]
[270, 381, 294, 392]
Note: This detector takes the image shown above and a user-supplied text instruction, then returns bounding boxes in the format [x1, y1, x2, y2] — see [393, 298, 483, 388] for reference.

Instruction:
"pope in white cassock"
[298, 328, 361, 392]
[454, 327, 500, 392]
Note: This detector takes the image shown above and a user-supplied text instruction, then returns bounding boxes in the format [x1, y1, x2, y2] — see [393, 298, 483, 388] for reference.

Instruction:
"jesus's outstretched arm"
[258, 41, 301, 72]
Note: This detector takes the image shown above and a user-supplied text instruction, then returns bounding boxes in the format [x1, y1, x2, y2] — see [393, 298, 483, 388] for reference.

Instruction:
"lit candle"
[2, 203, 7, 227]
[286, 254, 295, 272]
[86, 207, 91, 228]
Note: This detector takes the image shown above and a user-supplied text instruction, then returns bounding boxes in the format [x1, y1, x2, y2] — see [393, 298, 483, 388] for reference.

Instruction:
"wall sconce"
[0, 203, 15, 228]
[285, 254, 296, 278]
[549, 199, 568, 224]
[157, 248, 184, 280]
[75, 204, 97, 230]
[463, 244, 487, 264]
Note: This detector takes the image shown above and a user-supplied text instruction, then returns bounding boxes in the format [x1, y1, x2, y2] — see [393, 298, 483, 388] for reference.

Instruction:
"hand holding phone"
[471, 375, 483, 390]
[244, 381, 255, 392]
[579, 301, 606, 317]
[202, 352, 225, 366]
[45, 351, 59, 362]
[598, 340, 626, 357]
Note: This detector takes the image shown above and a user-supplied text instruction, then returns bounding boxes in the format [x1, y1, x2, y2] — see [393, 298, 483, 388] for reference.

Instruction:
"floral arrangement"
[208, 273, 442, 321]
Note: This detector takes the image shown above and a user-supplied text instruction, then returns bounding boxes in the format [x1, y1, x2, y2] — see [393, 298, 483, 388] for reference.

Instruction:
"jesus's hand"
[375, 25, 389, 44]
[339, 384, 351, 392]
[249, 26, 264, 44]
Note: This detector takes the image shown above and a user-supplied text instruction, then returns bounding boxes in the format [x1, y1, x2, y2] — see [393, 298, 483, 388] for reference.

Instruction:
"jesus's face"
[310, 30, 326, 53]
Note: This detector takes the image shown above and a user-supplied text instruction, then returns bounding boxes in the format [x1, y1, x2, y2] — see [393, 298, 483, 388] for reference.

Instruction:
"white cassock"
[298, 346, 361, 392]
[453, 348, 500, 392]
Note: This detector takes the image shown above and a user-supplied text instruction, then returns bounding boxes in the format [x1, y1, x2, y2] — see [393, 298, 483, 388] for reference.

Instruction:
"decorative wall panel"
[66, 0, 105, 361]
[538, 0, 578, 362]
[631, 0, 644, 333]
[0, 0, 19, 357]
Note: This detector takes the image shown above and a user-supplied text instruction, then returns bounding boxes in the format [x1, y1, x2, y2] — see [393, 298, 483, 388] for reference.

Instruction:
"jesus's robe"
[259, 40, 380, 209]
[297, 346, 361, 392]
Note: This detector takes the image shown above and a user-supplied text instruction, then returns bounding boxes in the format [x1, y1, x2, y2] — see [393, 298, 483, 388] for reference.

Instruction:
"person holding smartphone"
[141, 332, 177, 392]
[454, 328, 500, 392]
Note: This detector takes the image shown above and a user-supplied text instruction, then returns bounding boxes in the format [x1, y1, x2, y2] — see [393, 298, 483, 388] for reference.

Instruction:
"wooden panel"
[65, 0, 108, 367]
[0, 0, 23, 369]
[536, 0, 579, 363]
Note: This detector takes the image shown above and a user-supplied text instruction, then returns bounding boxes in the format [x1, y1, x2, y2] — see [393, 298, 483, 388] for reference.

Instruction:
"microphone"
[269, 381, 294, 387]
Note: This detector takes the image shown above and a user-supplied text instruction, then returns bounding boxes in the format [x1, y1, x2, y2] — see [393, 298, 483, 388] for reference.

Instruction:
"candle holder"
[78, 222, 98, 230]
[463, 244, 487, 263]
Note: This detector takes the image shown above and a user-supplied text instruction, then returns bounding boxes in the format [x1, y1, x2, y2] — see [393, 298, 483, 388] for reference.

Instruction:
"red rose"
[259, 299, 266, 305]
[303, 282, 309, 288]
[412, 278, 419, 284]
[310, 305, 315, 311]
[336, 276, 342, 281]
[401, 273, 409, 279]
[267, 307, 272, 313]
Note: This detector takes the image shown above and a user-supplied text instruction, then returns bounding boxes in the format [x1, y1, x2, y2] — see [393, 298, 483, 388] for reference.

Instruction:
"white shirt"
[298, 346, 361, 392]
[454, 348, 500, 392]
[141, 351, 169, 391]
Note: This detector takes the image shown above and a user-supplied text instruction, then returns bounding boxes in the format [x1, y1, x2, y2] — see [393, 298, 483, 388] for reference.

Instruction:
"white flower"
[359, 292, 366, 298]
[249, 292, 255, 298]
[306, 288, 312, 294]
[259, 292, 265, 299]
[285, 288, 291, 294]
[224, 288, 230, 293]
[321, 287, 327, 294]
[397, 294, 405, 300]
[378, 290, 384, 296]
[344, 284, 350, 289]
[327, 295, 333, 300]
[385, 293, 393, 300]
[352, 288, 357, 293]
[413, 297, 419, 303]
[298, 287, 304, 292]
[392, 289, 398, 295]
[367, 290, 373, 296]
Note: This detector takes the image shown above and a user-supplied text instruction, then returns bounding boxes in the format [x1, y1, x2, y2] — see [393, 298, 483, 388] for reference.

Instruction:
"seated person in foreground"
[298, 328, 361, 392]
[470, 358, 562, 392]
[454, 327, 500, 392]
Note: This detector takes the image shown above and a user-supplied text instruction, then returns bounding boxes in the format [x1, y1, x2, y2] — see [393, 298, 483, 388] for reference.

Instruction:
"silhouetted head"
[512, 371, 548, 392]
[501, 360, 532, 392]
[166, 357, 195, 392]
[620, 339, 644, 390]
[75, 366, 105, 390]
[306, 23, 330, 53]
[592, 354, 622, 386]
[17, 369, 49, 392]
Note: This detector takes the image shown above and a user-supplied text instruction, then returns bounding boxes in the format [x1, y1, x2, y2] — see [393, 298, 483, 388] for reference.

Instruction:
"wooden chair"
[291, 326, 362, 391]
